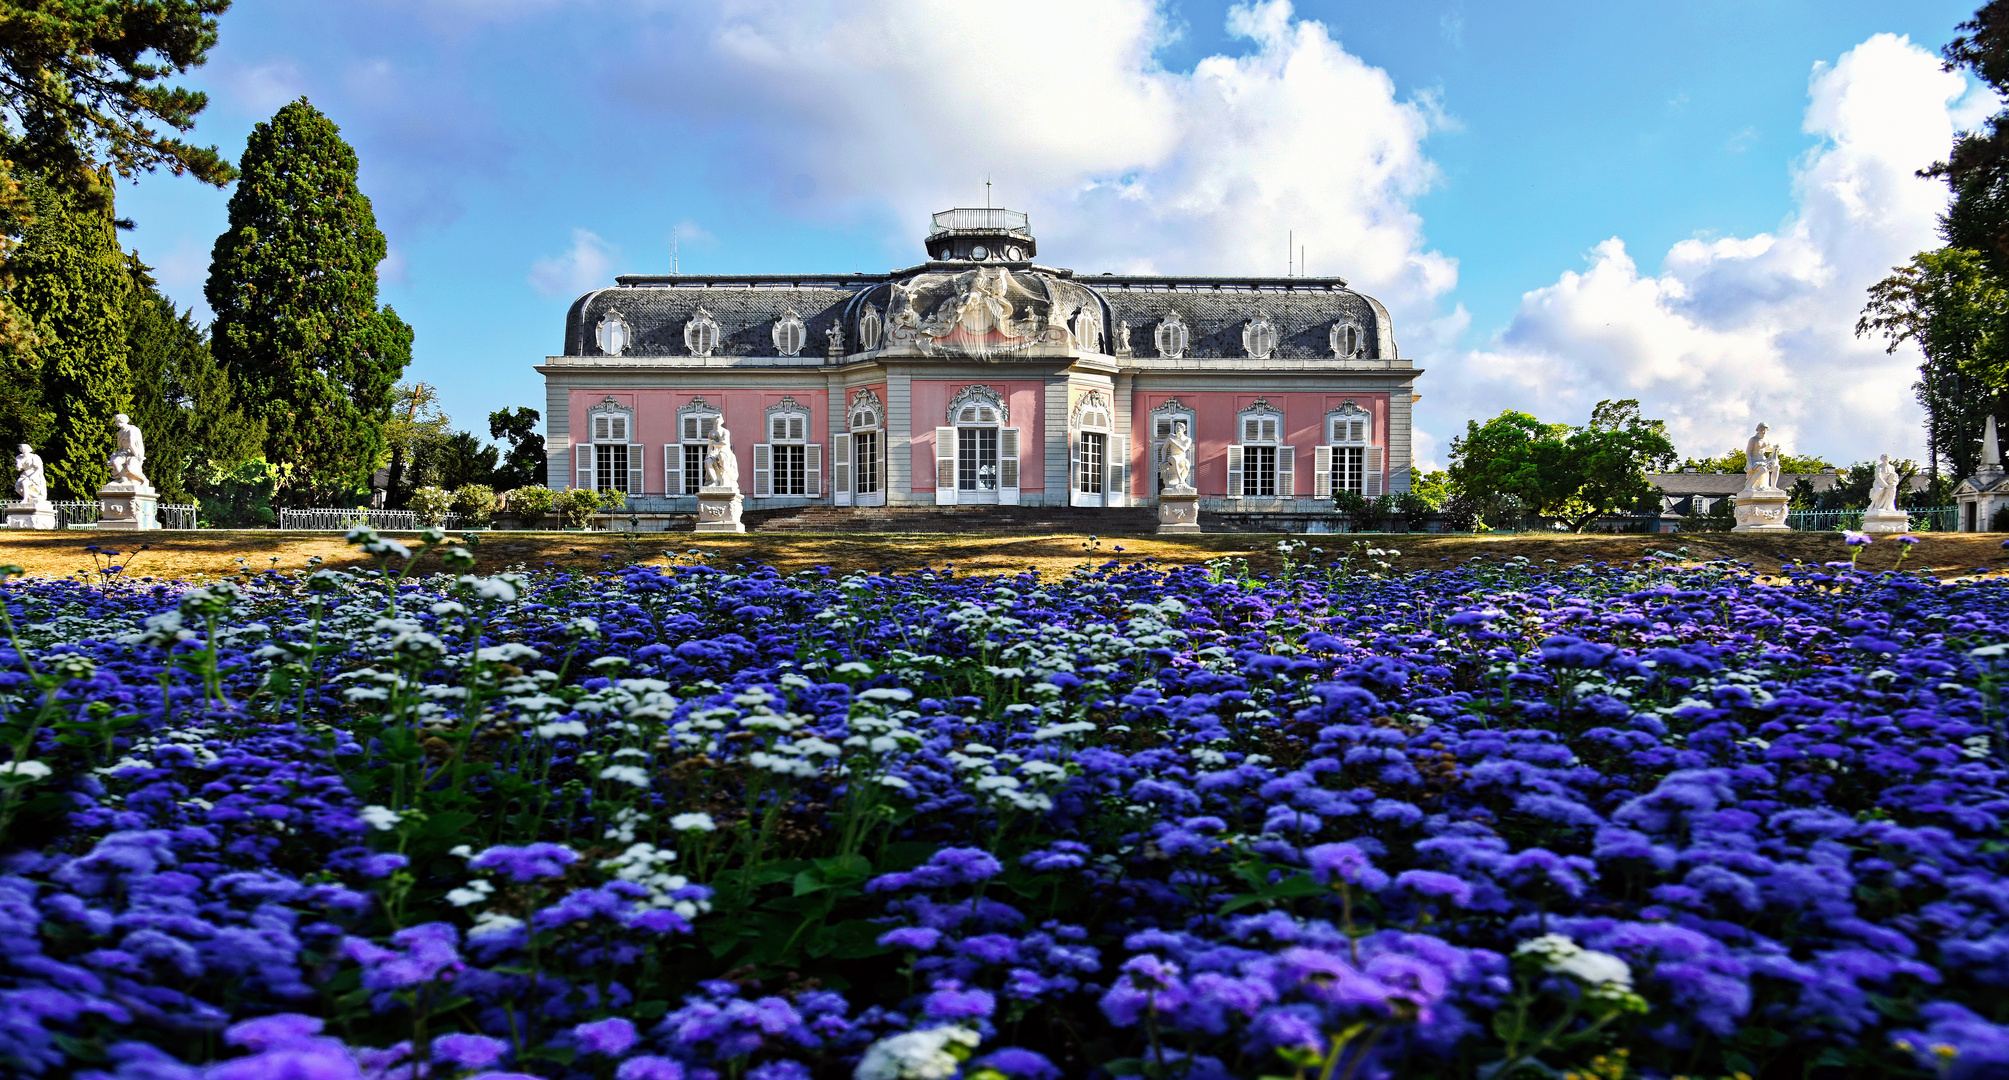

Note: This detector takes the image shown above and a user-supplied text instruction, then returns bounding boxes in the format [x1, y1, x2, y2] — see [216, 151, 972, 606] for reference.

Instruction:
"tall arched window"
[578, 398, 640, 494]
[1315, 404, 1381, 498]
[934, 386, 1019, 506]
[1150, 399, 1196, 495]
[1228, 401, 1292, 499]
[1069, 389, 1125, 507]
[755, 397, 819, 498]
[837, 389, 883, 507]
[667, 398, 721, 496]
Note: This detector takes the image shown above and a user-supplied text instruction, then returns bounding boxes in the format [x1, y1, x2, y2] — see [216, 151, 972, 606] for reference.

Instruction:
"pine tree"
[124, 260, 263, 503]
[206, 98, 410, 504]
[8, 170, 134, 498]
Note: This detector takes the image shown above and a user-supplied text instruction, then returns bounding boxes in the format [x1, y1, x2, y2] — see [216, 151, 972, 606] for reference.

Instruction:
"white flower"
[359, 805, 403, 832]
[465, 576, 520, 602]
[834, 661, 875, 675]
[670, 812, 717, 832]
[599, 764, 652, 788]
[0, 760, 51, 781]
[857, 687, 913, 703]
[535, 720, 589, 739]
[468, 911, 524, 939]
[446, 880, 495, 907]
[854, 1027, 980, 1080]
[1553, 949, 1632, 989]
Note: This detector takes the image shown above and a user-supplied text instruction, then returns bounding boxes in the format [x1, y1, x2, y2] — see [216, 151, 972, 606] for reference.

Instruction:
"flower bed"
[2, 531, 2008, 1080]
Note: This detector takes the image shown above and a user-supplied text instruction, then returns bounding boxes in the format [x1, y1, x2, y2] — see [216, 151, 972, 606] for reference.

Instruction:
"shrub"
[504, 485, 556, 519]
[1332, 487, 1369, 520]
[408, 485, 453, 526]
[451, 483, 496, 526]
[559, 486, 605, 528]
[1994, 504, 2009, 532]
[197, 458, 282, 528]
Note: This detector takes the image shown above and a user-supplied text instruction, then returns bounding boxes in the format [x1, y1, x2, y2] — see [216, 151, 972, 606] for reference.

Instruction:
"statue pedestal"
[1862, 508, 1912, 535]
[1157, 489, 1200, 534]
[694, 487, 744, 534]
[1731, 487, 1790, 532]
[5, 500, 54, 530]
[97, 483, 159, 531]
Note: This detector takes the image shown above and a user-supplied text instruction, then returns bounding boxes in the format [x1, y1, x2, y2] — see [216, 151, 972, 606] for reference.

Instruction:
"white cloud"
[1430, 34, 1996, 470]
[529, 229, 616, 297]
[610, 0, 1468, 371]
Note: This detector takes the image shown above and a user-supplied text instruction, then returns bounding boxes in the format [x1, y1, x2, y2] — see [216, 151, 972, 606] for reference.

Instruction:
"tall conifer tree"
[206, 98, 409, 503]
[125, 259, 262, 503]
[8, 171, 134, 497]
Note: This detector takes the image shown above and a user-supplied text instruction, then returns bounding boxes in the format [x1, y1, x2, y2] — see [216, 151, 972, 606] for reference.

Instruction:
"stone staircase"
[745, 504, 1158, 534]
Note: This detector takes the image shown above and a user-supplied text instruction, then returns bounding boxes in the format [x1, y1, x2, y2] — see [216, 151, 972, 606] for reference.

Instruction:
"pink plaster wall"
[908, 381, 1046, 493]
[570, 388, 829, 494]
[1131, 391, 1389, 496]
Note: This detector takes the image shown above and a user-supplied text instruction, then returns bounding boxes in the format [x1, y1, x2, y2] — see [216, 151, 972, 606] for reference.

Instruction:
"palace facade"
[538, 209, 1422, 519]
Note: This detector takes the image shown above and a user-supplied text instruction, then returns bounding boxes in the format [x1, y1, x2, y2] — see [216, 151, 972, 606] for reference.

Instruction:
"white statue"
[1742, 423, 1780, 492]
[703, 423, 739, 491]
[1868, 454, 1901, 513]
[13, 444, 45, 504]
[107, 413, 148, 486]
[1160, 419, 1195, 491]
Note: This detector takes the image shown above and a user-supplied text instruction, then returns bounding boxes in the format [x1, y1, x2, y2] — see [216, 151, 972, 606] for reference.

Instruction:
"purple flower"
[222, 1013, 324, 1052]
[343, 922, 463, 990]
[203, 1040, 364, 1080]
[615, 1057, 687, 1080]
[1843, 530, 1872, 547]
[574, 1017, 640, 1056]
[433, 1033, 510, 1070]
[1390, 870, 1475, 908]
[1304, 842, 1386, 888]
[973, 1048, 1061, 1080]
[878, 926, 944, 951]
[924, 981, 996, 1020]
[467, 842, 580, 882]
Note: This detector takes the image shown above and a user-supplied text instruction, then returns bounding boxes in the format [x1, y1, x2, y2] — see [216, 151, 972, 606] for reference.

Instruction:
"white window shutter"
[665, 445, 681, 495]
[682, 416, 699, 443]
[789, 416, 805, 441]
[934, 426, 956, 505]
[805, 443, 822, 497]
[593, 415, 610, 441]
[1277, 446, 1295, 499]
[1262, 418, 1279, 442]
[1364, 446, 1384, 497]
[576, 446, 594, 491]
[753, 444, 772, 497]
[1106, 434, 1127, 507]
[1069, 431, 1085, 507]
[1243, 418, 1259, 443]
[833, 437, 852, 506]
[999, 427, 1020, 505]
[1227, 445, 1244, 498]
[1314, 446, 1333, 498]
[628, 442, 643, 494]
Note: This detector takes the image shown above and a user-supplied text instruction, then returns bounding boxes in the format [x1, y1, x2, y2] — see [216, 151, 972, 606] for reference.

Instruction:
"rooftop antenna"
[672, 226, 680, 275]
[986, 174, 992, 209]
[1288, 230, 1293, 277]
[1301, 244, 1306, 278]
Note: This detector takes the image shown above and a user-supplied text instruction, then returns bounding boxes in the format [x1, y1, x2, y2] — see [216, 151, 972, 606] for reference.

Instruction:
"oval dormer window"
[1154, 311, 1188, 359]
[1004, 244, 1024, 262]
[596, 312, 630, 357]
[971, 244, 989, 261]
[1243, 314, 1278, 360]
[772, 309, 807, 357]
[858, 305, 883, 351]
[685, 307, 721, 358]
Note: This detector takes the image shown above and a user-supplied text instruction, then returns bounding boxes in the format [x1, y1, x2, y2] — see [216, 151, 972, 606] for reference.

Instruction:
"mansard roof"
[559, 267, 1398, 362]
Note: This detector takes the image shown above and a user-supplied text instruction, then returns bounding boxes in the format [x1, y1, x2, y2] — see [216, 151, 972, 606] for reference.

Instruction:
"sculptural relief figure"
[1159, 420, 1195, 491]
[13, 444, 45, 504]
[1869, 454, 1902, 513]
[1743, 423, 1781, 492]
[107, 413, 149, 487]
[703, 423, 740, 491]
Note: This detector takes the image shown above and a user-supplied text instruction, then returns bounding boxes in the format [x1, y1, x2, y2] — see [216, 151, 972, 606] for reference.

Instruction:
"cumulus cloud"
[1434, 34, 1995, 469]
[529, 229, 617, 297]
[607, 0, 1466, 353]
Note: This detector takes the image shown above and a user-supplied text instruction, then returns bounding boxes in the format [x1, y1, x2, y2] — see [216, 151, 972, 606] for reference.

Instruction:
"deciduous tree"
[1449, 401, 1675, 532]
[1858, 247, 2009, 480]
[206, 98, 410, 505]
[489, 406, 546, 491]
[123, 263, 262, 503]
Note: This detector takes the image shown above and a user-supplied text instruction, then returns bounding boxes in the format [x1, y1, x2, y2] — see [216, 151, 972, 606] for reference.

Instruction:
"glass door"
[958, 427, 999, 504]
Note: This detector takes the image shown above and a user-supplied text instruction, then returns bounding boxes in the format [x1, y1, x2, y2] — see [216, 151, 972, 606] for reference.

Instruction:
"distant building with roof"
[536, 209, 1421, 522]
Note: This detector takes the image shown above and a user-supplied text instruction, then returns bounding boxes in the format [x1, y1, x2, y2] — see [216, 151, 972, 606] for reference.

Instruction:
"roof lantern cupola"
[925, 207, 1036, 263]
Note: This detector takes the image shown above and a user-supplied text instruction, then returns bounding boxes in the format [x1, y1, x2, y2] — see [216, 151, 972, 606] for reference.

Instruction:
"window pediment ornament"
[1328, 401, 1370, 444]
[1154, 310, 1188, 359]
[587, 397, 635, 442]
[947, 384, 1008, 425]
[772, 309, 807, 357]
[1071, 389, 1113, 431]
[857, 304, 883, 351]
[595, 311, 631, 357]
[1238, 399, 1283, 445]
[684, 307, 721, 358]
[1330, 319, 1363, 359]
[764, 395, 807, 420]
[1243, 313, 1279, 360]
[849, 388, 884, 430]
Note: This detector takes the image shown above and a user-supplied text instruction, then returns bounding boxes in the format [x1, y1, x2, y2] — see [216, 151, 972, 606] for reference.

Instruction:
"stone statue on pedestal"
[1732, 422, 1790, 532]
[703, 423, 740, 491]
[107, 413, 149, 487]
[1159, 420, 1195, 491]
[14, 444, 45, 504]
[1868, 455, 1900, 513]
[1743, 423, 1781, 492]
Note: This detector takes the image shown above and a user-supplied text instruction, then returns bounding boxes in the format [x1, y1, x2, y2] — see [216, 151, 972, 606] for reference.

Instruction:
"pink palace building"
[538, 209, 1422, 523]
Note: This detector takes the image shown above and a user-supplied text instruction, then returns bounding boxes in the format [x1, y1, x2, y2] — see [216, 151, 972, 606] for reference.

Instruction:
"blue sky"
[116, 0, 1988, 469]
